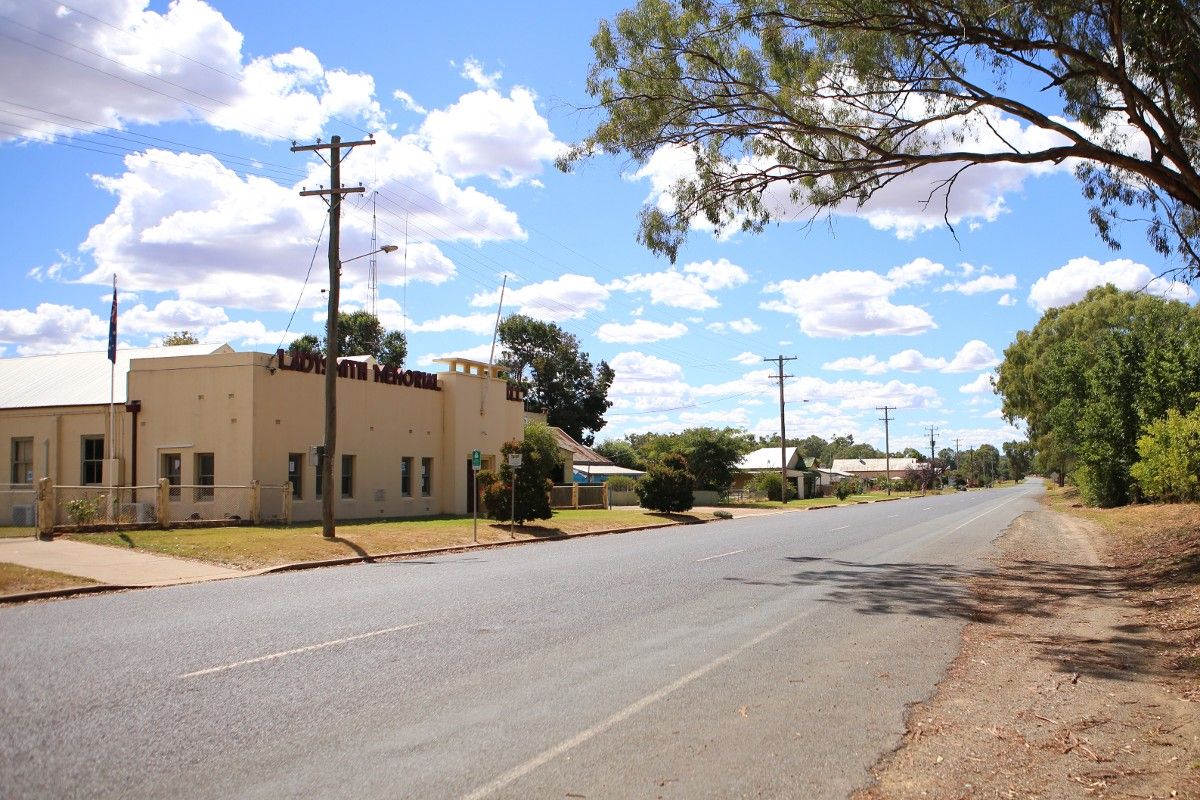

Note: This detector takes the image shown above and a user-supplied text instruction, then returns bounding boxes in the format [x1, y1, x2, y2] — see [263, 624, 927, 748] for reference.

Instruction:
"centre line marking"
[460, 608, 816, 800]
[830, 524, 850, 531]
[179, 622, 428, 679]
[922, 506, 934, 510]
[886, 514, 899, 518]
[694, 549, 745, 562]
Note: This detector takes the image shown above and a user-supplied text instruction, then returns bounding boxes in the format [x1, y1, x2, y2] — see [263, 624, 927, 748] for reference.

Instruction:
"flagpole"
[108, 274, 117, 513]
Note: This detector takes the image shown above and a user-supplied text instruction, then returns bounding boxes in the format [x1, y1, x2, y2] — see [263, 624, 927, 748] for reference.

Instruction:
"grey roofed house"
[830, 457, 921, 479]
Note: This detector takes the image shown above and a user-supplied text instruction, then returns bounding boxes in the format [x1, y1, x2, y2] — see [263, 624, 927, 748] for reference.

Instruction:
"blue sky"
[1, 0, 1195, 455]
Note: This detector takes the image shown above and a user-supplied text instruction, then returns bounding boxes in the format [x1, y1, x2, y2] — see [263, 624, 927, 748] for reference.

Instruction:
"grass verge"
[68, 508, 716, 570]
[0, 562, 98, 595]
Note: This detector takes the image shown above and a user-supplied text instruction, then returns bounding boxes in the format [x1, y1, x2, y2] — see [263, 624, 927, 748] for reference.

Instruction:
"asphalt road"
[0, 482, 1041, 799]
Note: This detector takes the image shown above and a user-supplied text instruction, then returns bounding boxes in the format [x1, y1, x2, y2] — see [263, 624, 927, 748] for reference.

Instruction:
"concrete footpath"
[0, 502, 857, 601]
[0, 537, 246, 587]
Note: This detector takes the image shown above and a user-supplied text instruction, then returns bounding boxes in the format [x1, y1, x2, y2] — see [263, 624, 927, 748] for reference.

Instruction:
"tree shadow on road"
[726, 555, 1161, 681]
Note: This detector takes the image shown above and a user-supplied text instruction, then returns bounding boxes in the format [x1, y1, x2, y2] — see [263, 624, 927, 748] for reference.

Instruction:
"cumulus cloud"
[708, 317, 762, 334]
[1027, 257, 1196, 312]
[959, 373, 995, 394]
[0, 1, 382, 143]
[942, 340, 1000, 373]
[997, 293, 1017, 307]
[941, 273, 1018, 295]
[595, 320, 688, 343]
[731, 351, 761, 365]
[0, 303, 108, 355]
[761, 268, 936, 337]
[613, 258, 750, 311]
[470, 274, 610, 322]
[408, 313, 496, 336]
[419, 76, 566, 186]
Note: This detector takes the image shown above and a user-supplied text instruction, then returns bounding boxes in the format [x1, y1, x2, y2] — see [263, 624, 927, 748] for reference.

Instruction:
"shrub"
[477, 423, 561, 523]
[752, 471, 796, 501]
[834, 480, 860, 501]
[66, 495, 103, 525]
[1130, 407, 1200, 502]
[636, 453, 695, 512]
[605, 475, 638, 492]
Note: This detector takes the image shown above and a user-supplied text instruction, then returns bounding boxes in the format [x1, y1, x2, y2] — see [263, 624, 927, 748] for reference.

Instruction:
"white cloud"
[822, 355, 888, 375]
[595, 320, 688, 344]
[709, 317, 762, 334]
[942, 340, 1000, 373]
[959, 373, 995, 394]
[761, 269, 936, 337]
[997, 293, 1017, 307]
[419, 84, 565, 187]
[392, 89, 427, 115]
[458, 58, 501, 90]
[470, 274, 609, 321]
[886, 257, 946, 286]
[0, 303, 108, 354]
[1027, 257, 1196, 312]
[0, 2, 385, 143]
[731, 351, 761, 365]
[613, 257, 750, 311]
[415, 342, 494, 367]
[941, 273, 1018, 295]
[408, 313, 496, 336]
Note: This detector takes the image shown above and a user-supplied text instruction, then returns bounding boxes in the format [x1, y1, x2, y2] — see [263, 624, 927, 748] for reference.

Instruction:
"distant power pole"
[292, 134, 375, 539]
[927, 426, 938, 490]
[877, 405, 894, 495]
[954, 437, 961, 471]
[766, 355, 797, 503]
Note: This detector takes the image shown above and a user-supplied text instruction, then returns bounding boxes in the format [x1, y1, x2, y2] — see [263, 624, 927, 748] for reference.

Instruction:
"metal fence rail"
[1, 484, 37, 536]
[53, 485, 158, 527]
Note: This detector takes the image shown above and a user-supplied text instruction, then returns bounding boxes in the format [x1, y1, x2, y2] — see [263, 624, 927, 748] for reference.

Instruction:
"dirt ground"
[856, 494, 1200, 799]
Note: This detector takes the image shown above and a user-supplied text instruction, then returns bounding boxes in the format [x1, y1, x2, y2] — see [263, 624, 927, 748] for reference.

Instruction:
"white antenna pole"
[481, 275, 508, 416]
[369, 192, 378, 317]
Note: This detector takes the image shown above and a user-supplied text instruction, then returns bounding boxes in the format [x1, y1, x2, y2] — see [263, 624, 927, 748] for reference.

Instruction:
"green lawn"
[70, 508, 714, 570]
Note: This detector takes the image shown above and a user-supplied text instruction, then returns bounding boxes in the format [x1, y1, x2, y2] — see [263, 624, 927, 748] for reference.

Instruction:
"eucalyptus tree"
[566, 1, 1200, 276]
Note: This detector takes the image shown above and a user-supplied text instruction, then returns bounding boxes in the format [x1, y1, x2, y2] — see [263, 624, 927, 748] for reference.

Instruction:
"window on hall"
[401, 456, 412, 497]
[11, 438, 33, 485]
[194, 453, 214, 501]
[315, 449, 325, 499]
[81, 436, 105, 485]
[162, 453, 181, 500]
[288, 453, 303, 499]
[420, 457, 433, 497]
[341, 454, 355, 499]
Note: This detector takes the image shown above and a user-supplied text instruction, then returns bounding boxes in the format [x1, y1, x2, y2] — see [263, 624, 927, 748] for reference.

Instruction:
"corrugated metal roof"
[831, 457, 921, 473]
[0, 344, 231, 409]
[737, 447, 803, 471]
[550, 427, 612, 466]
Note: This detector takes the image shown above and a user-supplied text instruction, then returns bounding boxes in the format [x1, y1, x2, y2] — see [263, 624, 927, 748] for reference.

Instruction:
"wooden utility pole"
[765, 355, 797, 503]
[292, 134, 375, 538]
[927, 426, 938, 491]
[877, 405, 894, 495]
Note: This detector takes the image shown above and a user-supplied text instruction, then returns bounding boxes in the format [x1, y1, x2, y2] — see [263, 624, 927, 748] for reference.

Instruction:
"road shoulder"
[856, 506, 1200, 799]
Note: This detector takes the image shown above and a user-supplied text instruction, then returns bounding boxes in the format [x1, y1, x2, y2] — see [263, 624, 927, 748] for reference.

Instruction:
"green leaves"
[569, 0, 1200, 273]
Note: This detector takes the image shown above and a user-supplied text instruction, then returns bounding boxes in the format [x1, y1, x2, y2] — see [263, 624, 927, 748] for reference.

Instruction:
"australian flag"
[107, 280, 117, 363]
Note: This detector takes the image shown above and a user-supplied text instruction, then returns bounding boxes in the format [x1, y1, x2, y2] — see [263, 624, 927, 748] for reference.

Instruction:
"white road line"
[946, 491, 1030, 534]
[694, 549, 745, 562]
[460, 610, 813, 800]
[830, 524, 850, 531]
[886, 514, 899, 518]
[922, 506, 934, 510]
[179, 622, 427, 679]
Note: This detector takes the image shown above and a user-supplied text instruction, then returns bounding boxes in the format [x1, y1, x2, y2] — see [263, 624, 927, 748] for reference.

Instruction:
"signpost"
[507, 453, 522, 538]
[471, 449, 481, 543]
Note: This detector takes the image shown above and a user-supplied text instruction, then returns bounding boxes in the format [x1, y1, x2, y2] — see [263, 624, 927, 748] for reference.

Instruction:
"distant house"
[733, 446, 816, 497]
[571, 464, 646, 484]
[549, 427, 615, 484]
[811, 467, 854, 491]
[830, 457, 920, 482]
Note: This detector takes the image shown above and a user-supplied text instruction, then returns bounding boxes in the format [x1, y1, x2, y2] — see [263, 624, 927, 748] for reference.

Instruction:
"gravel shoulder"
[857, 498, 1200, 799]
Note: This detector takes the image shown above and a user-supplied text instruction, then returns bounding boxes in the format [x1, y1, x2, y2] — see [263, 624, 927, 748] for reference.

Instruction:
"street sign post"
[471, 450, 481, 543]
[507, 453, 521, 538]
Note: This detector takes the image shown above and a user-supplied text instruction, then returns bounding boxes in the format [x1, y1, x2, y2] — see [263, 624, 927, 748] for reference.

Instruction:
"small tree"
[162, 330, 199, 346]
[1130, 408, 1200, 502]
[636, 453, 694, 512]
[477, 423, 562, 523]
[752, 471, 796, 502]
